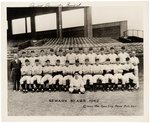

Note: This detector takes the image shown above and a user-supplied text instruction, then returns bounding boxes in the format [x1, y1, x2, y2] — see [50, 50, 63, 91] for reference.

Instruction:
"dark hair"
[59, 49, 62, 52]
[89, 47, 93, 51]
[106, 58, 110, 61]
[22, 51, 26, 54]
[31, 50, 35, 53]
[56, 59, 60, 62]
[75, 59, 80, 63]
[50, 48, 54, 52]
[100, 47, 104, 51]
[40, 50, 44, 52]
[79, 47, 83, 50]
[46, 60, 50, 62]
[85, 58, 89, 61]
[110, 47, 114, 50]
[35, 59, 39, 62]
[95, 58, 99, 61]
[69, 47, 73, 50]
[116, 58, 120, 61]
[65, 60, 69, 63]
[121, 46, 125, 50]
[25, 59, 29, 62]
[126, 57, 130, 61]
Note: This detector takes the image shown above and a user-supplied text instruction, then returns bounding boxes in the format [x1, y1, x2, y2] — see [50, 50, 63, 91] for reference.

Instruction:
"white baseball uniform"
[20, 65, 32, 84]
[57, 55, 66, 66]
[69, 75, 85, 93]
[28, 57, 36, 66]
[19, 57, 28, 66]
[113, 64, 126, 84]
[62, 65, 73, 85]
[107, 53, 118, 64]
[76, 53, 87, 64]
[82, 64, 93, 85]
[96, 54, 108, 64]
[118, 52, 130, 64]
[47, 54, 57, 66]
[92, 64, 105, 84]
[72, 65, 83, 74]
[66, 53, 76, 64]
[31, 65, 42, 84]
[52, 65, 63, 85]
[38, 55, 47, 66]
[87, 53, 97, 64]
[41, 65, 53, 85]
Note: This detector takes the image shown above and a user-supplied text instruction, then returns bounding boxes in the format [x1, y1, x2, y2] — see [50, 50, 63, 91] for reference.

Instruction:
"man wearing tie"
[10, 54, 22, 91]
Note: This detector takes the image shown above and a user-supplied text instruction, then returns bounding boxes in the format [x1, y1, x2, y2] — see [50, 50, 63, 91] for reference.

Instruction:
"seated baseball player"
[52, 59, 63, 91]
[40, 60, 53, 92]
[107, 47, 118, 64]
[130, 51, 139, 89]
[69, 72, 85, 94]
[118, 46, 130, 64]
[72, 60, 83, 75]
[82, 58, 93, 91]
[103, 58, 115, 91]
[123, 57, 138, 90]
[92, 58, 105, 91]
[31, 59, 43, 92]
[20, 59, 32, 93]
[87, 47, 96, 65]
[113, 58, 126, 90]
[62, 60, 73, 91]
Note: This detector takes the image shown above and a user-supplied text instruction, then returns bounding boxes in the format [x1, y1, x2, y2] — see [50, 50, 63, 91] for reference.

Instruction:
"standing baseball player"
[30, 59, 43, 92]
[107, 47, 118, 64]
[69, 72, 85, 94]
[118, 46, 130, 64]
[123, 57, 138, 90]
[57, 49, 66, 66]
[62, 60, 73, 91]
[40, 60, 53, 92]
[96, 47, 108, 64]
[20, 59, 32, 93]
[87, 47, 96, 65]
[52, 59, 63, 91]
[66, 47, 76, 65]
[92, 58, 105, 91]
[130, 51, 139, 89]
[38, 50, 47, 67]
[82, 58, 93, 91]
[75, 47, 86, 64]
[28, 50, 36, 67]
[48, 48, 57, 66]
[19, 51, 27, 67]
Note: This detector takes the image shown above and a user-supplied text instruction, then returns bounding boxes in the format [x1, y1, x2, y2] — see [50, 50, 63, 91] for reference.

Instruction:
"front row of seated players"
[20, 56, 139, 93]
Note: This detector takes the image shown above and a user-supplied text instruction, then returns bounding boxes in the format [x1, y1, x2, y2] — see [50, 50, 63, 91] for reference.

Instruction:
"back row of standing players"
[20, 46, 139, 93]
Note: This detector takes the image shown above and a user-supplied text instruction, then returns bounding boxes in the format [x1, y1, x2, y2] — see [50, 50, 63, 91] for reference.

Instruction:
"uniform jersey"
[63, 65, 73, 74]
[96, 54, 108, 64]
[53, 65, 62, 72]
[76, 53, 86, 64]
[123, 63, 133, 71]
[87, 53, 97, 64]
[107, 53, 118, 63]
[66, 53, 76, 64]
[21, 65, 32, 75]
[118, 52, 130, 64]
[70, 76, 84, 87]
[57, 56, 66, 66]
[31, 65, 42, 75]
[47, 55, 57, 66]
[82, 64, 92, 74]
[72, 65, 83, 74]
[130, 56, 139, 65]
[28, 57, 36, 66]
[113, 64, 123, 74]
[19, 57, 28, 66]
[42, 66, 53, 74]
[38, 55, 47, 66]
[103, 64, 113, 73]
[92, 64, 103, 74]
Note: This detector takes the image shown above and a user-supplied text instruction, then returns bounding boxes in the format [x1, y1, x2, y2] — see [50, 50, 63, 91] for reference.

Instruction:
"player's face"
[22, 53, 26, 58]
[80, 50, 83, 54]
[126, 60, 130, 64]
[69, 50, 72, 54]
[132, 51, 136, 57]
[85, 60, 89, 65]
[110, 49, 115, 54]
[46, 61, 50, 66]
[35, 61, 39, 66]
[116, 61, 120, 65]
[95, 60, 99, 65]
[89, 50, 93, 54]
[31, 52, 35, 57]
[25, 61, 30, 66]
[74, 73, 79, 79]
[40, 51, 45, 56]
[101, 50, 104, 54]
[59, 52, 63, 56]
[65, 62, 69, 67]
[106, 61, 110, 65]
[14, 54, 19, 59]
[122, 49, 125, 53]
[50, 51, 54, 55]
[75, 62, 80, 66]
[56, 61, 60, 66]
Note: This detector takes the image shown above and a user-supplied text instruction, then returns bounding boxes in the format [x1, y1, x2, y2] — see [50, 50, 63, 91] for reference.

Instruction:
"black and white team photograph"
[1, 1, 149, 120]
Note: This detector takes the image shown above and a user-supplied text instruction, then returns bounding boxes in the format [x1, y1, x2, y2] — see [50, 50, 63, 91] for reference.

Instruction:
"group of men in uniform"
[18, 46, 139, 94]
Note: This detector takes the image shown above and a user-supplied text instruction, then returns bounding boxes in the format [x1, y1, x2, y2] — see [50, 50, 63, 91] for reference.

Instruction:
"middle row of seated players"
[20, 57, 139, 93]
[20, 46, 133, 67]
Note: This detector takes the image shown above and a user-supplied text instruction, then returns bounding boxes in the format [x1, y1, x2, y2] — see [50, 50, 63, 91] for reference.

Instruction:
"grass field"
[8, 56, 143, 116]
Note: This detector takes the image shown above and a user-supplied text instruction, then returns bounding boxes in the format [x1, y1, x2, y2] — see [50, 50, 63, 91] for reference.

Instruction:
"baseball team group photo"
[6, 4, 144, 116]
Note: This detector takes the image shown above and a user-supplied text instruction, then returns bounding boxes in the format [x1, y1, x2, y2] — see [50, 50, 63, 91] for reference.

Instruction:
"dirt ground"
[8, 56, 143, 116]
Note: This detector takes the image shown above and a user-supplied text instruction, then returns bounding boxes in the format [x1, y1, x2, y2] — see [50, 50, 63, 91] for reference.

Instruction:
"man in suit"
[10, 54, 22, 91]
